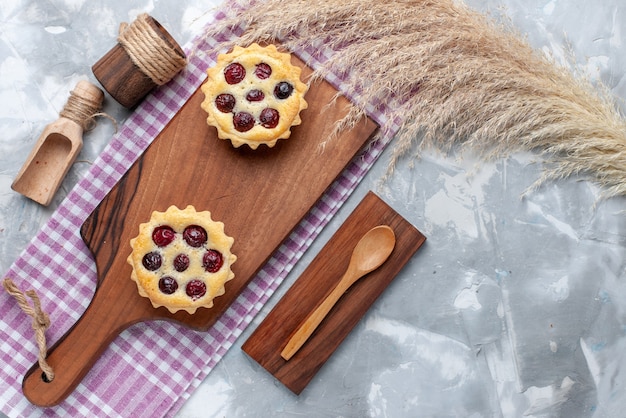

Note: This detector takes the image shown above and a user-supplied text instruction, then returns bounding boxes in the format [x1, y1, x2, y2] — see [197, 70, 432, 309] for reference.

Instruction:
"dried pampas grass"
[203, 0, 626, 198]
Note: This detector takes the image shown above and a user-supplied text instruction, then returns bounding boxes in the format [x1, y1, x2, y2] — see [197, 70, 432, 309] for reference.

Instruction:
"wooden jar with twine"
[92, 14, 187, 108]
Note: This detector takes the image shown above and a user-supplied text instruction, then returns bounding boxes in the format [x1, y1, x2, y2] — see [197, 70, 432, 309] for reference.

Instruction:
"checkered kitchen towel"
[0, 3, 401, 418]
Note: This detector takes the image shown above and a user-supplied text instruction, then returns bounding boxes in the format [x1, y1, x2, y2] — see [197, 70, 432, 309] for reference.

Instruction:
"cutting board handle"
[22, 281, 144, 407]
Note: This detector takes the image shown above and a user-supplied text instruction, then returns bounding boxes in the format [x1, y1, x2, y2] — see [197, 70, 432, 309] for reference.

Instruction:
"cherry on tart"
[127, 205, 237, 314]
[246, 89, 265, 102]
[274, 82, 294, 99]
[186, 280, 207, 300]
[260, 108, 280, 129]
[254, 63, 272, 79]
[159, 276, 178, 295]
[152, 225, 175, 247]
[201, 43, 308, 149]
[215, 94, 236, 113]
[233, 112, 255, 132]
[224, 63, 246, 84]
[203, 249, 224, 273]
[173, 254, 190, 272]
[142, 252, 162, 271]
[183, 225, 208, 247]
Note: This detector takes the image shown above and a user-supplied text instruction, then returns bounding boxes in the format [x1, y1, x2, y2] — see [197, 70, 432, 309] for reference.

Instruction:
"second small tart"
[127, 205, 237, 314]
[201, 43, 308, 149]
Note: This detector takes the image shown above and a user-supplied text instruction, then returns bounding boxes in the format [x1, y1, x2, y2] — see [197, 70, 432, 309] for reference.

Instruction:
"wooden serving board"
[22, 53, 378, 407]
[242, 191, 426, 394]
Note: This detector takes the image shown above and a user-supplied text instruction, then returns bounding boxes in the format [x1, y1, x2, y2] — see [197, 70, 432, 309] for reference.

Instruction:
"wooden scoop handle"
[22, 281, 143, 407]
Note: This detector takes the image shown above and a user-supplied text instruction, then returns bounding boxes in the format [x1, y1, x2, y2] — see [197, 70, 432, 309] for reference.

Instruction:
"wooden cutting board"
[242, 191, 426, 394]
[22, 52, 378, 407]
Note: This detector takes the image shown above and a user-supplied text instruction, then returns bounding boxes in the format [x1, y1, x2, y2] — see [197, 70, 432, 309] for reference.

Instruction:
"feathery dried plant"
[202, 0, 626, 198]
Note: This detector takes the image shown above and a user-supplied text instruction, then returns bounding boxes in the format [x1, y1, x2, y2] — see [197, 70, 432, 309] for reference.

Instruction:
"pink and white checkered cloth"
[0, 4, 401, 418]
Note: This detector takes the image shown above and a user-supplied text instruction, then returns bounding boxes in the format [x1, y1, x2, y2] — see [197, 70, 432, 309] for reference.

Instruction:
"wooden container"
[92, 15, 186, 108]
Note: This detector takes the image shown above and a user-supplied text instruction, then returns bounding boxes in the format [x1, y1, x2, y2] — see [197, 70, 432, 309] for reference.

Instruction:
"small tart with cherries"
[128, 205, 236, 314]
[201, 43, 308, 149]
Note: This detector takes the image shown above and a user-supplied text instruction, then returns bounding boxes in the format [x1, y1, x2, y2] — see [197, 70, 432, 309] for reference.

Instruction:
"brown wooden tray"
[242, 191, 426, 394]
[22, 52, 378, 407]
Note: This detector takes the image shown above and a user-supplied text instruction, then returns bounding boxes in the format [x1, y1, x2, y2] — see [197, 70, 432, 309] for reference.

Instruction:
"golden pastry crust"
[201, 43, 308, 149]
[127, 205, 236, 314]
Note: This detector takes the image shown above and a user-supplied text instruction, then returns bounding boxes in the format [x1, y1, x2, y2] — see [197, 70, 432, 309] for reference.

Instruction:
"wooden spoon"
[280, 225, 396, 361]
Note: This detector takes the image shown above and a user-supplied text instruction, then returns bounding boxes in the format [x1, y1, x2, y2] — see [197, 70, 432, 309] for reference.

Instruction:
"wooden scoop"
[11, 80, 104, 206]
[281, 225, 396, 361]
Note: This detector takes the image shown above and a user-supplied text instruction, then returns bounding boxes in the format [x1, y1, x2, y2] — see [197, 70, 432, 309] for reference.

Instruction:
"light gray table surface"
[1, 1, 625, 417]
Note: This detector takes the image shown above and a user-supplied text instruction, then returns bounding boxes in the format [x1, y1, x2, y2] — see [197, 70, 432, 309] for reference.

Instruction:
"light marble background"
[1, 0, 625, 417]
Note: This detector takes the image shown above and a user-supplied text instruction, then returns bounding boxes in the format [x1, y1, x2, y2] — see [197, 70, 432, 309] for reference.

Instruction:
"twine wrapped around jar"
[92, 14, 187, 108]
